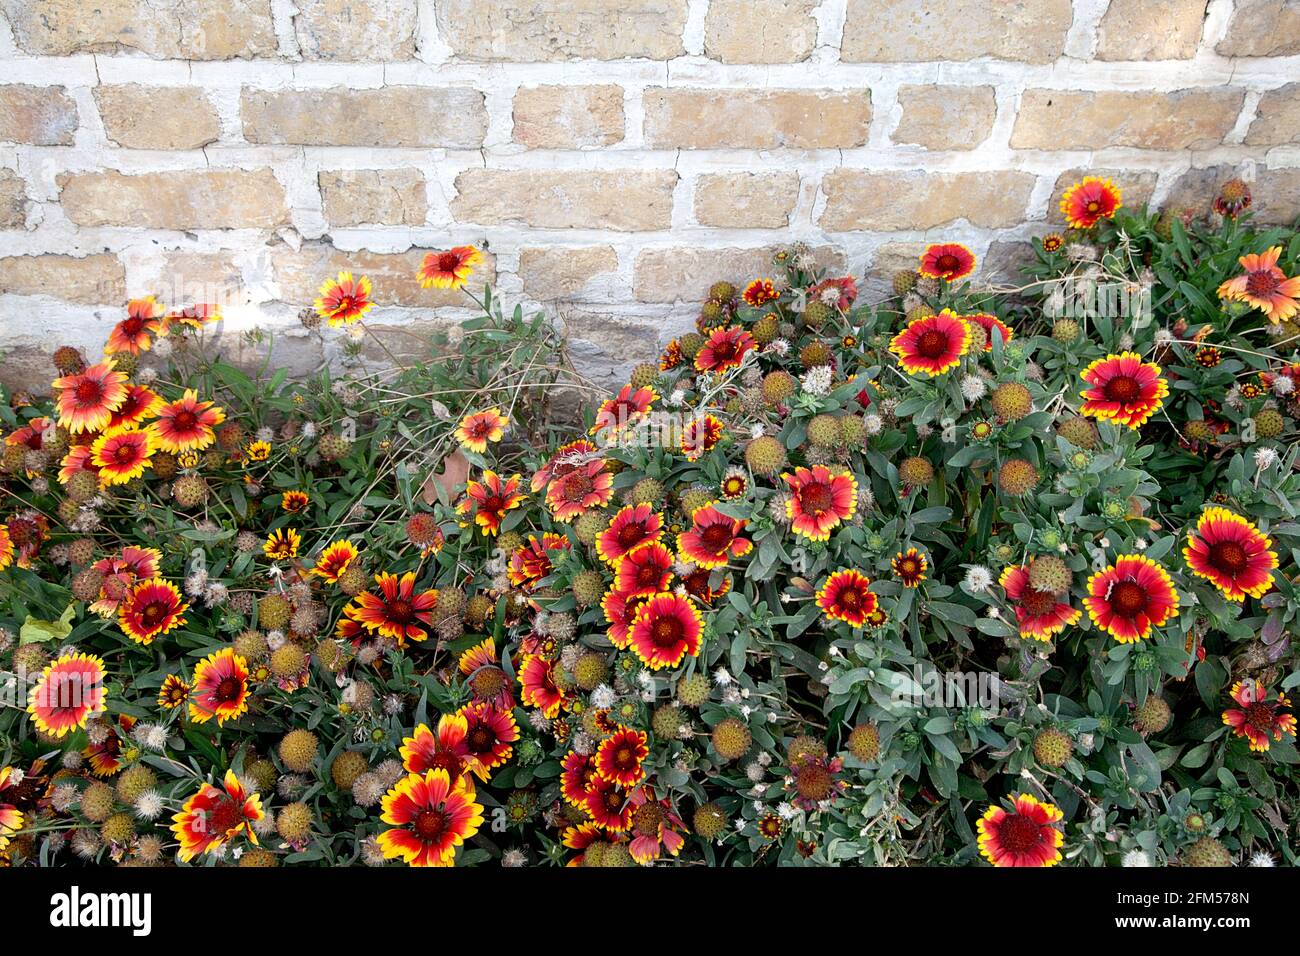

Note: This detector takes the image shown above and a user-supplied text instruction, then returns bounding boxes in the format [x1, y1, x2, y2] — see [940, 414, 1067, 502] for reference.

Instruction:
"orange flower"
[596, 503, 664, 565]
[400, 712, 480, 782]
[681, 413, 724, 461]
[592, 384, 658, 438]
[891, 548, 928, 588]
[459, 470, 526, 536]
[314, 271, 373, 326]
[782, 466, 857, 542]
[1084, 555, 1179, 643]
[1060, 177, 1122, 230]
[816, 569, 878, 627]
[310, 539, 359, 583]
[105, 384, 163, 431]
[676, 502, 751, 569]
[615, 542, 674, 596]
[157, 674, 190, 709]
[890, 309, 971, 377]
[456, 406, 509, 453]
[628, 592, 703, 670]
[171, 769, 263, 863]
[118, 577, 189, 645]
[188, 647, 250, 725]
[417, 246, 483, 290]
[1216, 246, 1300, 323]
[459, 702, 518, 780]
[53, 360, 129, 434]
[90, 427, 155, 485]
[595, 725, 649, 787]
[353, 571, 439, 646]
[281, 490, 310, 513]
[742, 278, 778, 307]
[1079, 352, 1168, 429]
[544, 458, 613, 522]
[150, 389, 226, 454]
[1221, 680, 1296, 753]
[695, 326, 756, 375]
[999, 565, 1080, 641]
[27, 652, 107, 738]
[518, 654, 569, 718]
[1183, 508, 1277, 602]
[106, 296, 164, 355]
[263, 527, 301, 561]
[918, 243, 976, 282]
[507, 532, 570, 591]
[378, 768, 483, 867]
[976, 793, 1064, 868]
[962, 312, 1013, 351]
[0, 526, 13, 572]
[0, 766, 24, 853]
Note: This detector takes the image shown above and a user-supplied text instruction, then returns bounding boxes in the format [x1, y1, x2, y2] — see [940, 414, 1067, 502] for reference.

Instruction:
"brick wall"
[0, 0, 1298, 391]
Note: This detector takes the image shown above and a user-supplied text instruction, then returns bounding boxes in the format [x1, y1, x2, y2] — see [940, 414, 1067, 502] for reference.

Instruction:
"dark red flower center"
[115, 443, 139, 464]
[699, 522, 734, 552]
[75, 379, 105, 404]
[208, 796, 244, 834]
[1208, 540, 1248, 575]
[617, 522, 649, 547]
[1109, 580, 1147, 617]
[1246, 270, 1280, 298]
[839, 587, 862, 608]
[1245, 701, 1277, 731]
[438, 252, 462, 272]
[651, 615, 683, 647]
[1020, 587, 1057, 616]
[710, 341, 738, 363]
[413, 808, 447, 842]
[936, 254, 959, 273]
[482, 495, 505, 513]
[997, 813, 1045, 853]
[467, 725, 496, 755]
[799, 482, 833, 516]
[215, 676, 242, 703]
[173, 409, 198, 431]
[387, 599, 413, 623]
[916, 329, 950, 359]
[140, 600, 167, 626]
[1103, 375, 1141, 403]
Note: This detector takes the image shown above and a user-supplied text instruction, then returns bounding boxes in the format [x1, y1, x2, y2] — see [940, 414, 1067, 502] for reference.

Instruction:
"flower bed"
[0, 178, 1297, 868]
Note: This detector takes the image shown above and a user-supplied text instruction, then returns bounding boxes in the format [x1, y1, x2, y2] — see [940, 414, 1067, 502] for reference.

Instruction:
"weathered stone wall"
[0, 0, 1297, 390]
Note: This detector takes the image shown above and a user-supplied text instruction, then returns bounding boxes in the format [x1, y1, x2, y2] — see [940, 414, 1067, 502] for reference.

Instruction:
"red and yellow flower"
[816, 569, 878, 627]
[105, 384, 163, 431]
[1084, 555, 1179, 643]
[459, 702, 519, 780]
[1221, 680, 1296, 753]
[456, 406, 509, 453]
[561, 751, 599, 808]
[544, 458, 613, 522]
[1079, 352, 1168, 429]
[677, 502, 751, 569]
[583, 774, 633, 831]
[976, 793, 1064, 868]
[596, 503, 664, 565]
[602, 588, 651, 649]
[891, 548, 928, 588]
[592, 384, 658, 438]
[378, 768, 482, 867]
[1183, 507, 1277, 602]
[90, 426, 155, 485]
[27, 652, 107, 738]
[507, 532, 570, 590]
[743, 278, 778, 307]
[615, 542, 675, 596]
[353, 571, 439, 646]
[90, 546, 161, 617]
[314, 271, 373, 326]
[459, 470, 526, 536]
[171, 769, 264, 863]
[0, 526, 12, 573]
[999, 564, 1081, 641]
[1060, 177, 1122, 230]
[106, 296, 164, 355]
[158, 674, 190, 709]
[695, 326, 756, 375]
[890, 309, 971, 377]
[0, 766, 23, 852]
[401, 713, 479, 782]
[53, 360, 129, 434]
[782, 465, 857, 542]
[595, 725, 649, 787]
[118, 577, 189, 645]
[263, 527, 301, 561]
[417, 245, 482, 290]
[626, 787, 688, 864]
[629, 592, 704, 670]
[187, 648, 250, 725]
[681, 413, 724, 460]
[310, 539, 358, 583]
[149, 389, 225, 454]
[518, 654, 569, 719]
[918, 243, 976, 282]
[963, 312, 1013, 351]
[281, 490, 310, 513]
[1216, 245, 1300, 323]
